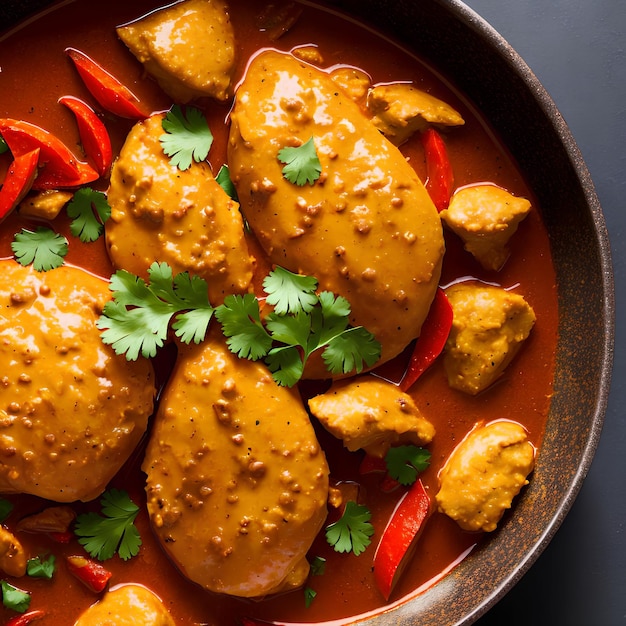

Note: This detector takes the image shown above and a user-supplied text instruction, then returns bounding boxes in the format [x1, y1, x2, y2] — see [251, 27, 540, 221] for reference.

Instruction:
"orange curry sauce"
[0, 0, 558, 623]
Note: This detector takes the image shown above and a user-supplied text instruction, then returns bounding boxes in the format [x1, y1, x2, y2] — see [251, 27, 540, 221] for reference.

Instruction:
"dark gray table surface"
[465, 1, 626, 625]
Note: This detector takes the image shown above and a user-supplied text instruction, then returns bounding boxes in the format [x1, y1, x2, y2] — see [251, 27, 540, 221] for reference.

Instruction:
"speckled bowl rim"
[0, 1, 615, 624]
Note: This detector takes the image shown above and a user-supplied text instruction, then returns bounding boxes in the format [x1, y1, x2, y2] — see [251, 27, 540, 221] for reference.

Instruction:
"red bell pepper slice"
[373, 479, 432, 600]
[5, 610, 46, 626]
[0, 118, 99, 189]
[66, 555, 112, 593]
[421, 127, 454, 212]
[0, 148, 40, 222]
[65, 47, 148, 120]
[59, 95, 113, 176]
[399, 287, 453, 392]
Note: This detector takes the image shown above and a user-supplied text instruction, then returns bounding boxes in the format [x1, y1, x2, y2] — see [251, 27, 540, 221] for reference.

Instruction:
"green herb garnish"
[385, 445, 431, 486]
[216, 164, 239, 201]
[325, 501, 374, 557]
[160, 105, 213, 170]
[26, 555, 56, 579]
[1, 581, 30, 613]
[11, 227, 68, 271]
[66, 187, 111, 242]
[277, 137, 322, 186]
[74, 489, 141, 561]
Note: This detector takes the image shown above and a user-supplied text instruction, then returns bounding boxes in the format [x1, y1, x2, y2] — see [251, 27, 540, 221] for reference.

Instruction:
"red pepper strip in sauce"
[48, 530, 73, 544]
[65, 47, 148, 120]
[421, 127, 454, 212]
[66, 555, 112, 593]
[359, 453, 387, 475]
[5, 610, 46, 626]
[373, 479, 432, 600]
[0, 118, 99, 190]
[0, 148, 40, 222]
[399, 287, 453, 392]
[59, 95, 113, 176]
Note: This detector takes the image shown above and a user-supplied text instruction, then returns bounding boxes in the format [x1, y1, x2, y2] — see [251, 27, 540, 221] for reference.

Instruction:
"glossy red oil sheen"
[0, 0, 558, 624]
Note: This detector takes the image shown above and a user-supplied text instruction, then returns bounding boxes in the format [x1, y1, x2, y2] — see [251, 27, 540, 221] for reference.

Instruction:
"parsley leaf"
[11, 227, 68, 271]
[0, 498, 13, 523]
[74, 489, 141, 561]
[26, 554, 56, 579]
[160, 105, 213, 171]
[385, 445, 431, 486]
[277, 137, 322, 186]
[1, 581, 30, 613]
[325, 501, 374, 556]
[67, 187, 111, 242]
[216, 164, 239, 201]
[96, 262, 215, 360]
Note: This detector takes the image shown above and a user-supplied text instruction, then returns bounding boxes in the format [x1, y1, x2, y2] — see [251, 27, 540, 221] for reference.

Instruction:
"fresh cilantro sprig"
[385, 445, 431, 486]
[216, 164, 239, 201]
[217, 267, 381, 386]
[26, 554, 56, 579]
[0, 498, 13, 523]
[160, 105, 213, 170]
[74, 489, 141, 561]
[96, 262, 215, 361]
[67, 187, 111, 242]
[1, 581, 30, 613]
[97, 263, 381, 387]
[278, 137, 322, 186]
[0, 136, 8, 155]
[325, 501, 374, 557]
[11, 227, 69, 271]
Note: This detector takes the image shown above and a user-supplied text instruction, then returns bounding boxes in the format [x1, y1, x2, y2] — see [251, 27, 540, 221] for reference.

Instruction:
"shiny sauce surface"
[0, 0, 558, 623]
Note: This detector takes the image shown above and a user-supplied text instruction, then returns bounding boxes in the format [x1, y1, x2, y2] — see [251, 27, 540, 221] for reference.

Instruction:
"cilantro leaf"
[26, 554, 56, 579]
[263, 266, 319, 314]
[325, 501, 374, 557]
[215, 293, 272, 360]
[11, 227, 68, 271]
[74, 489, 141, 561]
[323, 326, 382, 375]
[309, 555, 326, 576]
[277, 137, 322, 186]
[216, 164, 239, 201]
[160, 105, 213, 171]
[96, 262, 215, 360]
[385, 445, 431, 486]
[1, 581, 30, 613]
[66, 187, 111, 242]
[0, 136, 8, 154]
[265, 345, 305, 387]
[0, 498, 13, 523]
[304, 586, 317, 608]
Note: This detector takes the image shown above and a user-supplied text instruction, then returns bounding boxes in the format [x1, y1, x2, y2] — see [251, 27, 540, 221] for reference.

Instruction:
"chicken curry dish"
[0, 0, 558, 623]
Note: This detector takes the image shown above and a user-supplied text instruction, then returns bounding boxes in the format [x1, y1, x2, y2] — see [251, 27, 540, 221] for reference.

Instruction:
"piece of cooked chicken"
[443, 282, 536, 395]
[106, 113, 254, 305]
[117, 0, 236, 103]
[308, 375, 435, 458]
[367, 83, 464, 146]
[73, 584, 175, 625]
[143, 327, 329, 598]
[228, 50, 444, 374]
[440, 184, 532, 271]
[435, 420, 535, 532]
[0, 261, 155, 502]
[0, 526, 26, 577]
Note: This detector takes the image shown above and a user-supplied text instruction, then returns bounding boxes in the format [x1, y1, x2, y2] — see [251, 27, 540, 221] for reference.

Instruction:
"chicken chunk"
[435, 420, 535, 532]
[308, 375, 435, 458]
[73, 584, 175, 625]
[228, 50, 444, 374]
[143, 327, 329, 598]
[443, 282, 536, 395]
[106, 113, 254, 305]
[117, 0, 236, 103]
[0, 526, 26, 577]
[18, 189, 72, 221]
[367, 83, 464, 145]
[330, 66, 371, 106]
[0, 261, 155, 502]
[440, 184, 532, 271]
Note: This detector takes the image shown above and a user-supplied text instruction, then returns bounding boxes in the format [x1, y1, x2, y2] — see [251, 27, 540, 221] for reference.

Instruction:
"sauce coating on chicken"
[143, 328, 329, 598]
[0, 261, 155, 502]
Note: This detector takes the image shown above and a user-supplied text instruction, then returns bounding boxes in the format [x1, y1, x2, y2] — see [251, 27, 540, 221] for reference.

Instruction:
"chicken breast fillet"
[228, 50, 444, 374]
[0, 261, 155, 502]
[143, 328, 329, 598]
